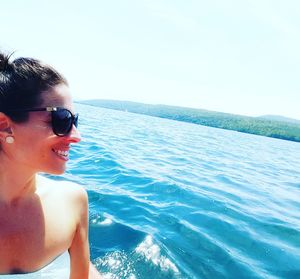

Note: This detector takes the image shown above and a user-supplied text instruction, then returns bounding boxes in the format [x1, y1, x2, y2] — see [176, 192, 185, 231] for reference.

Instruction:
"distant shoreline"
[77, 100, 300, 143]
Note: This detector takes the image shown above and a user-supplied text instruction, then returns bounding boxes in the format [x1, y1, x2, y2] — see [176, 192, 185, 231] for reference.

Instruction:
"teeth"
[54, 150, 69, 157]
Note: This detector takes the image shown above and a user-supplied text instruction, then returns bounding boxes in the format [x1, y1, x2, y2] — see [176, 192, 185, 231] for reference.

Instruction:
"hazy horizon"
[77, 98, 300, 121]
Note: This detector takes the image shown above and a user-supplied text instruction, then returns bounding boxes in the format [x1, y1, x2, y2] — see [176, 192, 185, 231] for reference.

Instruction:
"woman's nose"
[67, 124, 81, 143]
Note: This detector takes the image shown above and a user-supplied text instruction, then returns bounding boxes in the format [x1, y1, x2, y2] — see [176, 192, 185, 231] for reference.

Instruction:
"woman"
[0, 52, 101, 278]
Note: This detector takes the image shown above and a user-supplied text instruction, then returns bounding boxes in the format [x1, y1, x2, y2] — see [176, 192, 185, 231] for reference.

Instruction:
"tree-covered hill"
[77, 99, 300, 143]
[258, 115, 300, 125]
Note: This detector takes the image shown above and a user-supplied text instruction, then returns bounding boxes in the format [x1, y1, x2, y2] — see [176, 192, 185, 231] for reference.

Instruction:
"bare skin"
[0, 84, 102, 278]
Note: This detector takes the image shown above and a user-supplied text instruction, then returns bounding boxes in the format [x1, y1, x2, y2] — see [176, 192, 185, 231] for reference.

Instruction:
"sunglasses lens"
[52, 109, 73, 136]
[74, 113, 79, 128]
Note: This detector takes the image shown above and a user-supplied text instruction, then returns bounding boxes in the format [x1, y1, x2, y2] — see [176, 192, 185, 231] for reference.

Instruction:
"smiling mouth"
[52, 149, 69, 161]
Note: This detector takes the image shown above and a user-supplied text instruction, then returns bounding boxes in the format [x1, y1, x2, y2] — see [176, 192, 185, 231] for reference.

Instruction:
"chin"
[50, 169, 66, 175]
[42, 165, 67, 175]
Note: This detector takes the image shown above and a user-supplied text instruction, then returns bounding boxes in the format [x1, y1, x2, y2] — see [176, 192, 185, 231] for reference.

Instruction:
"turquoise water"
[54, 104, 300, 278]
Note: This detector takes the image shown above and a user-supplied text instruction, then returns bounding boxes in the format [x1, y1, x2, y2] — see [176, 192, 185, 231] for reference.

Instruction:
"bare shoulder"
[36, 174, 88, 211]
[37, 174, 86, 193]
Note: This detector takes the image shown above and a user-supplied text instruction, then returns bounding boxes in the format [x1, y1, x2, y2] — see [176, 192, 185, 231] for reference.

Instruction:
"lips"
[52, 148, 69, 161]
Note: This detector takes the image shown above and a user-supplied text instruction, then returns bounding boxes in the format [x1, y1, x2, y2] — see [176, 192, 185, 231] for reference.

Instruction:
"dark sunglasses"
[5, 107, 79, 137]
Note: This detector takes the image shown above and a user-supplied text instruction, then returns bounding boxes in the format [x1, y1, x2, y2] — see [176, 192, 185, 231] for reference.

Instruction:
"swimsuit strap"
[0, 251, 70, 278]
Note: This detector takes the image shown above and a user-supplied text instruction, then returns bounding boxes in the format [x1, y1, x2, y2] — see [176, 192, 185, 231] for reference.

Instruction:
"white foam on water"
[91, 213, 113, 226]
[99, 218, 113, 226]
[94, 251, 136, 279]
[101, 273, 136, 279]
[135, 235, 179, 273]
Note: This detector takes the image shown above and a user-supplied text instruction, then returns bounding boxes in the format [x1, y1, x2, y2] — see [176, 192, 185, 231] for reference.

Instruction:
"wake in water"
[90, 213, 182, 279]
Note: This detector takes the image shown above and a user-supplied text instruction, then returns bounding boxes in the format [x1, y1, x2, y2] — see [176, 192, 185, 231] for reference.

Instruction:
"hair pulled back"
[0, 51, 68, 123]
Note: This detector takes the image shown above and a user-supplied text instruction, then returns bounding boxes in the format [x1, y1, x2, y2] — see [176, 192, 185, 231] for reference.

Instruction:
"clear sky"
[1, 0, 299, 119]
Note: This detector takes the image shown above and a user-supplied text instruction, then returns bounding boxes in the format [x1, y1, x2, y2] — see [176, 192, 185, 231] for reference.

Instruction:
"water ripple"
[56, 104, 300, 278]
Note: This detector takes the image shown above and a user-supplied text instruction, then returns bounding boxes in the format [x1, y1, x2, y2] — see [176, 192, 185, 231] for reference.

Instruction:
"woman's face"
[8, 84, 81, 174]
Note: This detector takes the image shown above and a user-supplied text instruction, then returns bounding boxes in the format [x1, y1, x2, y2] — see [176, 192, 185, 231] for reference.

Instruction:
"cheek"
[15, 116, 53, 135]
[14, 128, 53, 157]
[13, 140, 54, 170]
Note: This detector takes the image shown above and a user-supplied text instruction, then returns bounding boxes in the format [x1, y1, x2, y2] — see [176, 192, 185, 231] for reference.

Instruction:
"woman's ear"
[0, 112, 13, 140]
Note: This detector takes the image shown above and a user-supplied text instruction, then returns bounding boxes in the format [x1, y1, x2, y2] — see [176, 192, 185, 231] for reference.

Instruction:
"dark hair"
[0, 52, 68, 123]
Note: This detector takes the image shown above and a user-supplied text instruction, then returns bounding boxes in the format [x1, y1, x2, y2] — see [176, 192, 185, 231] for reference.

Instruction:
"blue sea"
[54, 103, 300, 278]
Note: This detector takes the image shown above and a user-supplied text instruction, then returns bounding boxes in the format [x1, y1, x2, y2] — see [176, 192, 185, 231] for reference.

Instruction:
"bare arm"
[68, 187, 90, 279]
[67, 185, 103, 278]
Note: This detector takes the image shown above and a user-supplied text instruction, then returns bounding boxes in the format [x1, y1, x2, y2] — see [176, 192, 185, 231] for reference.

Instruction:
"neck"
[0, 155, 37, 205]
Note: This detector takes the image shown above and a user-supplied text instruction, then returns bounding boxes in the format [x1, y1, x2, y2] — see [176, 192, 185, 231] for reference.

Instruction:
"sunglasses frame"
[3, 107, 78, 137]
